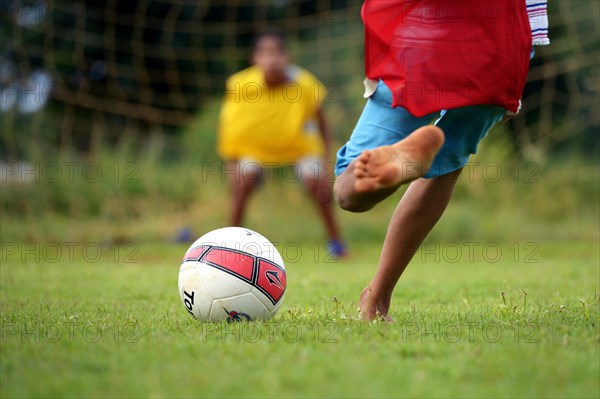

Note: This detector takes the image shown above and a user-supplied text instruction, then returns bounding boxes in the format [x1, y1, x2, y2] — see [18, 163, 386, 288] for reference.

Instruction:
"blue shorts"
[335, 80, 505, 178]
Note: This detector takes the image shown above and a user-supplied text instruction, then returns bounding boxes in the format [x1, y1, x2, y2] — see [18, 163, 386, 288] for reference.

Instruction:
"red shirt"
[363, 0, 532, 116]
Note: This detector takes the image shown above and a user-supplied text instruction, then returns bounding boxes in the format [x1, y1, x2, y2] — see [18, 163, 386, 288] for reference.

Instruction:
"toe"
[357, 150, 371, 162]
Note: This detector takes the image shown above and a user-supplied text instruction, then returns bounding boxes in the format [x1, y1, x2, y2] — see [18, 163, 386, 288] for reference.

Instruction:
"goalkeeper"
[218, 30, 345, 257]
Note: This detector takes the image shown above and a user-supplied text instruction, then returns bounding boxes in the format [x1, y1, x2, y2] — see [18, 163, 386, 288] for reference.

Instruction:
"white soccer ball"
[178, 227, 286, 322]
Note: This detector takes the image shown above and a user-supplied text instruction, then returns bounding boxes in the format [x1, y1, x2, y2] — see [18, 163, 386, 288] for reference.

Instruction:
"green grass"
[1, 125, 599, 398]
[1, 239, 598, 398]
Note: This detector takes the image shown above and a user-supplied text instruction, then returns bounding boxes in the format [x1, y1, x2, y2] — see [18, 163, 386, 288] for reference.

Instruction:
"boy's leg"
[299, 158, 344, 252]
[358, 104, 505, 320]
[228, 160, 262, 226]
[358, 169, 462, 320]
[334, 125, 444, 212]
[303, 173, 342, 242]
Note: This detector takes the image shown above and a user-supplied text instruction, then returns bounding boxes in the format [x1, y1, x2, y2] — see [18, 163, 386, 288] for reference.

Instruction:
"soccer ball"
[178, 227, 286, 322]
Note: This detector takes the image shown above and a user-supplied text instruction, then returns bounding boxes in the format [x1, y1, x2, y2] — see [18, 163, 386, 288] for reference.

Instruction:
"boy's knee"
[338, 201, 374, 213]
[333, 183, 373, 213]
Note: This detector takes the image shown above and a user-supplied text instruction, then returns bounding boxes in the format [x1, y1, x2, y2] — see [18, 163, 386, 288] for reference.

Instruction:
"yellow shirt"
[218, 65, 326, 163]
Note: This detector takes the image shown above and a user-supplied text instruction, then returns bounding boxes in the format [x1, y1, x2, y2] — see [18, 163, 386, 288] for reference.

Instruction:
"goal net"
[0, 0, 597, 159]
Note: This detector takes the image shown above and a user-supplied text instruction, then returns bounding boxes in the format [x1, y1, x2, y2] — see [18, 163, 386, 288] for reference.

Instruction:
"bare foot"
[353, 126, 444, 193]
[358, 284, 393, 322]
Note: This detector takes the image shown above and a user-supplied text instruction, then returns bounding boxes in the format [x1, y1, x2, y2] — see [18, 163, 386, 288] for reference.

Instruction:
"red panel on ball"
[203, 247, 254, 281]
[256, 260, 286, 303]
[183, 245, 209, 261]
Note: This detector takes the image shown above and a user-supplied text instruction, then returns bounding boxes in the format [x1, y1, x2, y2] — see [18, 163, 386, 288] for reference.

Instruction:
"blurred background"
[1, 0, 598, 246]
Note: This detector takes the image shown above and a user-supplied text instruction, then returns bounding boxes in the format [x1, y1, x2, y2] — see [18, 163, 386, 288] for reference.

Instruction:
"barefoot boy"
[334, 0, 549, 320]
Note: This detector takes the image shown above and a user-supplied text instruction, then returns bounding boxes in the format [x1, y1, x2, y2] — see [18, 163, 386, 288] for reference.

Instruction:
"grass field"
[1, 238, 598, 398]
[1, 134, 599, 398]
